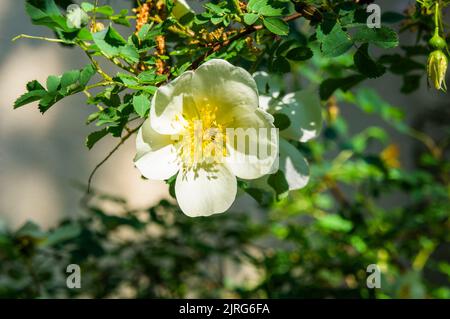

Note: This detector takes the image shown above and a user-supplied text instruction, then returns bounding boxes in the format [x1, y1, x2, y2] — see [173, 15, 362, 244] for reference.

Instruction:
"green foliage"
[15, 65, 95, 113]
[6, 0, 450, 299]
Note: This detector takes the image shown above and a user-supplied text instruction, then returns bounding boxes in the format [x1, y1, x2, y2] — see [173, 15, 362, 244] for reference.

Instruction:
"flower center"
[177, 104, 227, 170]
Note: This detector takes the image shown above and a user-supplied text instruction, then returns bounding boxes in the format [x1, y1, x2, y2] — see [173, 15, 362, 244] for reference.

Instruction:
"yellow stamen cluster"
[176, 104, 227, 170]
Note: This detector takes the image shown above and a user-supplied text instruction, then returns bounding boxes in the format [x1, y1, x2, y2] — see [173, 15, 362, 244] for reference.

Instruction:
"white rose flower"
[66, 4, 89, 29]
[135, 59, 279, 217]
[253, 71, 323, 194]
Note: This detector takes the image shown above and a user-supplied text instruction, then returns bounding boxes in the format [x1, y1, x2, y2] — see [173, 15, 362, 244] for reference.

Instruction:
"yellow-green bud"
[429, 33, 447, 50]
[427, 50, 448, 91]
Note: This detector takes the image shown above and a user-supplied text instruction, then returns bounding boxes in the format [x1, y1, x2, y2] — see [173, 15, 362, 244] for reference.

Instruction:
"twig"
[12, 34, 72, 44]
[191, 12, 303, 69]
[86, 125, 141, 194]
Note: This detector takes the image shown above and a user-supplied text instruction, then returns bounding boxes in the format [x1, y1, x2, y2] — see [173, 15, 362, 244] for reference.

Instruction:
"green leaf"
[351, 25, 399, 49]
[244, 13, 259, 25]
[119, 45, 140, 64]
[319, 74, 365, 100]
[258, 5, 283, 17]
[27, 80, 45, 91]
[273, 113, 291, 130]
[137, 71, 167, 84]
[79, 64, 96, 86]
[46, 75, 60, 92]
[401, 74, 422, 94]
[272, 56, 290, 74]
[286, 46, 313, 61]
[38, 92, 63, 113]
[44, 224, 81, 246]
[15, 221, 46, 239]
[25, 0, 72, 32]
[92, 26, 127, 57]
[381, 12, 405, 24]
[133, 94, 150, 118]
[353, 43, 386, 78]
[248, 0, 267, 13]
[263, 17, 289, 36]
[80, 2, 95, 12]
[96, 5, 115, 16]
[268, 170, 290, 198]
[317, 215, 353, 232]
[116, 73, 139, 86]
[86, 128, 109, 149]
[317, 23, 353, 57]
[60, 69, 80, 92]
[14, 90, 47, 108]
[15, 65, 95, 112]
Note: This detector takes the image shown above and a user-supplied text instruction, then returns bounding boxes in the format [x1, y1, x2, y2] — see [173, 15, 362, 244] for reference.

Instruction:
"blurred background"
[0, 0, 172, 230]
[0, 0, 449, 298]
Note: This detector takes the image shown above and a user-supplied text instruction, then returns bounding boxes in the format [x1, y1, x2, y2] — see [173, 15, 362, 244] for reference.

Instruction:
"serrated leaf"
[14, 90, 47, 108]
[137, 71, 167, 84]
[317, 215, 353, 232]
[248, 0, 268, 13]
[46, 75, 60, 92]
[38, 92, 63, 113]
[351, 25, 398, 49]
[79, 64, 96, 86]
[354, 43, 386, 78]
[119, 45, 139, 63]
[92, 26, 127, 57]
[258, 5, 283, 17]
[263, 17, 289, 36]
[133, 94, 150, 117]
[96, 5, 114, 16]
[317, 23, 353, 57]
[401, 74, 422, 94]
[44, 224, 81, 246]
[116, 73, 139, 86]
[60, 70, 80, 90]
[25, 0, 72, 32]
[27, 80, 45, 91]
[319, 74, 365, 100]
[268, 170, 289, 197]
[272, 56, 290, 74]
[286, 46, 313, 61]
[81, 2, 95, 12]
[86, 128, 109, 149]
[244, 13, 259, 25]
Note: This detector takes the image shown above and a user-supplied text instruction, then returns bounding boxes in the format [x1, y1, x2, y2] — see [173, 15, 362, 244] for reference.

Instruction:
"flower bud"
[90, 22, 105, 33]
[429, 33, 447, 50]
[427, 50, 448, 91]
[66, 4, 89, 29]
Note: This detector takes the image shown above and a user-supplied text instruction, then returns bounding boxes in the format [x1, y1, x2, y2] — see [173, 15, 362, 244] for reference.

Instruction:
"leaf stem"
[12, 34, 72, 44]
[86, 125, 141, 194]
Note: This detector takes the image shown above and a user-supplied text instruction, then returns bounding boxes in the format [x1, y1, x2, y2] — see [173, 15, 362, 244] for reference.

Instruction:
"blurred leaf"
[263, 17, 289, 36]
[354, 43, 386, 78]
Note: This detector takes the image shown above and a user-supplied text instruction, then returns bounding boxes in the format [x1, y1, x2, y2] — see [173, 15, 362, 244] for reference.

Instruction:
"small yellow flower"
[427, 50, 448, 91]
